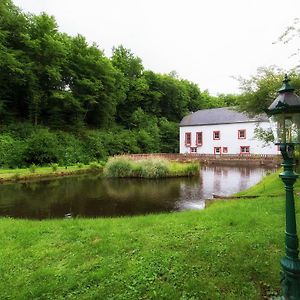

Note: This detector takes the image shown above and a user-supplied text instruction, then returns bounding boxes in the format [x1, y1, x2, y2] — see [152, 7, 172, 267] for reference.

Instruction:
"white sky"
[13, 0, 300, 95]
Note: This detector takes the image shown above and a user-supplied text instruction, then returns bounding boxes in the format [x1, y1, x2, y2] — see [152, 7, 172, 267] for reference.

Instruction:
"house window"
[196, 132, 203, 146]
[213, 131, 220, 140]
[238, 129, 246, 139]
[223, 147, 228, 153]
[240, 146, 250, 154]
[214, 147, 221, 154]
[185, 132, 191, 146]
[190, 147, 197, 153]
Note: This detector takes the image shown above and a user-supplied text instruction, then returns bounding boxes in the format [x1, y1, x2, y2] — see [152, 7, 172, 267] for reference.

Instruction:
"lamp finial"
[278, 74, 294, 93]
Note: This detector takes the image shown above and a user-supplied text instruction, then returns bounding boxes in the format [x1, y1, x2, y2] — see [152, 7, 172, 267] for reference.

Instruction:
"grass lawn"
[0, 171, 299, 299]
[0, 164, 99, 182]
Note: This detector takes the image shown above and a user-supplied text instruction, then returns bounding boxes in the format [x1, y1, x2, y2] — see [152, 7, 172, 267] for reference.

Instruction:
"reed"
[104, 157, 199, 178]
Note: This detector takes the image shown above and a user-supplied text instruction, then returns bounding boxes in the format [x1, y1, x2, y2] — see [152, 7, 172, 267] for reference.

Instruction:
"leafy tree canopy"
[0, 0, 242, 163]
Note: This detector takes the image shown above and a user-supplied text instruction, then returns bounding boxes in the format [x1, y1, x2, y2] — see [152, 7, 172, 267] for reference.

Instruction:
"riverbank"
[0, 172, 299, 299]
[0, 164, 102, 183]
[0, 158, 199, 183]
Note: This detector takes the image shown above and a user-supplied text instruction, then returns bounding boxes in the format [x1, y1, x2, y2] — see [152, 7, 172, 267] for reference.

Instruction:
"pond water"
[0, 165, 275, 219]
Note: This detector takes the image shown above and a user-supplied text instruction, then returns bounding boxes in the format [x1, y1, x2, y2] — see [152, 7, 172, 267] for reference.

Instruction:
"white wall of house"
[179, 121, 278, 155]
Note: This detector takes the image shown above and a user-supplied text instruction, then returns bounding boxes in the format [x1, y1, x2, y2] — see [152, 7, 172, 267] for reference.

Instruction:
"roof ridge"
[180, 107, 267, 126]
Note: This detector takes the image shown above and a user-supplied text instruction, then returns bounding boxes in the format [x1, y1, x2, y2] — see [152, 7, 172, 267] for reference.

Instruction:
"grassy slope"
[237, 169, 300, 196]
[0, 173, 299, 299]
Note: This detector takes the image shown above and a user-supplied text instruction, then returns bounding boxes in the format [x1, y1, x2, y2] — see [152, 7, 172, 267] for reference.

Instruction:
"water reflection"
[175, 165, 273, 211]
[0, 165, 275, 219]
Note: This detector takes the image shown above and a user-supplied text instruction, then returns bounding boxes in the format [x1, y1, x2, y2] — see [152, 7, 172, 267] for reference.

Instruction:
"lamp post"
[265, 74, 300, 299]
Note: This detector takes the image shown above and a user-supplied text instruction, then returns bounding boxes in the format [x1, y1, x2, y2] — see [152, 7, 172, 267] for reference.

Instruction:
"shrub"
[2, 122, 36, 139]
[83, 131, 107, 161]
[96, 130, 140, 156]
[56, 131, 87, 165]
[136, 129, 160, 153]
[159, 118, 179, 153]
[24, 129, 59, 165]
[0, 134, 26, 168]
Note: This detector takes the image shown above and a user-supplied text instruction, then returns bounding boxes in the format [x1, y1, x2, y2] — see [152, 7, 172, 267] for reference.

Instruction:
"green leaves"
[0, 1, 238, 161]
[236, 67, 300, 116]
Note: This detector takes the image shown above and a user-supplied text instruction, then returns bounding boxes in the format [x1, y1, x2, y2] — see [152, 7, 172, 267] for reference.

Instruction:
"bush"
[159, 118, 179, 153]
[136, 129, 160, 153]
[1, 122, 36, 139]
[0, 134, 26, 168]
[83, 131, 107, 161]
[97, 130, 140, 156]
[24, 129, 59, 165]
[55, 131, 87, 165]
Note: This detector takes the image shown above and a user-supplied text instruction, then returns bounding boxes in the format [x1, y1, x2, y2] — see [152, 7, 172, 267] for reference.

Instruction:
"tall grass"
[103, 158, 133, 177]
[104, 157, 199, 178]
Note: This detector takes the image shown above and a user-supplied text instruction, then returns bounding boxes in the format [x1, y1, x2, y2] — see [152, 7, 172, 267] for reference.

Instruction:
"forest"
[1, 0, 299, 168]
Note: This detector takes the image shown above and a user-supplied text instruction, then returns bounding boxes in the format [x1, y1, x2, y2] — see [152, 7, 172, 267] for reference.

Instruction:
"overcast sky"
[13, 0, 300, 95]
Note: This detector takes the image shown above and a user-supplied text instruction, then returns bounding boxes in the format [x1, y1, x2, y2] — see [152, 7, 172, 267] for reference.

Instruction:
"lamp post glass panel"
[265, 75, 300, 299]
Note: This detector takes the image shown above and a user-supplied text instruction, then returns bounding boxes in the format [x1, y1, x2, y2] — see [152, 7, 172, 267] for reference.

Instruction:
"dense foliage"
[0, 1, 236, 167]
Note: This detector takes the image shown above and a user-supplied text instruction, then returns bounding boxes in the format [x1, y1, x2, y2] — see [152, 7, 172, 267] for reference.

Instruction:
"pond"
[0, 165, 275, 219]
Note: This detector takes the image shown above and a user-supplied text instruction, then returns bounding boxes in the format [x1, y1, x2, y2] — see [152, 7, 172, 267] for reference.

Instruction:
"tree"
[236, 66, 300, 116]
[24, 13, 70, 125]
[276, 18, 300, 70]
[235, 67, 300, 145]
[111, 46, 147, 126]
[159, 118, 179, 153]
[0, 0, 30, 122]
[111, 45, 143, 79]
[156, 74, 190, 121]
[141, 71, 162, 115]
[216, 93, 239, 107]
[67, 35, 120, 128]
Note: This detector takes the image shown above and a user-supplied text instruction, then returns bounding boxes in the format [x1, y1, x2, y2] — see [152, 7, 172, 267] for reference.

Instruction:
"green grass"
[236, 169, 300, 197]
[0, 169, 299, 299]
[0, 164, 102, 182]
[104, 157, 199, 178]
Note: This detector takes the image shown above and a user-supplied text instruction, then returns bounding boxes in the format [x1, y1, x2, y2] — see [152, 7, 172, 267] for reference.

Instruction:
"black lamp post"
[265, 74, 300, 299]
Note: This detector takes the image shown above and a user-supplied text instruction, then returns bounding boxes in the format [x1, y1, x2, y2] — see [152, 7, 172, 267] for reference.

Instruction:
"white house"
[179, 107, 278, 155]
